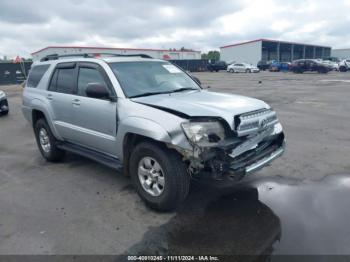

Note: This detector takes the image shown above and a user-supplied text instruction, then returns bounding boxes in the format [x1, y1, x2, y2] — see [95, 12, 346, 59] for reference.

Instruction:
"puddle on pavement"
[126, 174, 350, 258]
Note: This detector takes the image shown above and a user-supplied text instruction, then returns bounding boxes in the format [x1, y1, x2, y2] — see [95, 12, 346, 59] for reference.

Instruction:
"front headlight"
[0, 91, 6, 99]
[181, 121, 226, 147]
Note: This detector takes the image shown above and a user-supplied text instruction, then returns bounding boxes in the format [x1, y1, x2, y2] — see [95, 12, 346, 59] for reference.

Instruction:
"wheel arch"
[30, 101, 62, 140]
[122, 132, 174, 176]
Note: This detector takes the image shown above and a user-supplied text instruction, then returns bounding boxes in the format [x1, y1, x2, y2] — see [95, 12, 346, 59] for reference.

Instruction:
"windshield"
[109, 61, 200, 98]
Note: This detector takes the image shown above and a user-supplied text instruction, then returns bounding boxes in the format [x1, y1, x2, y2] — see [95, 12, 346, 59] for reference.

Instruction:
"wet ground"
[127, 174, 350, 258]
[1, 71, 350, 259]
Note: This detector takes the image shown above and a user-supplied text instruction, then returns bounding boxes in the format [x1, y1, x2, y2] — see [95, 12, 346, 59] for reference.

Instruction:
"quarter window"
[27, 65, 50, 88]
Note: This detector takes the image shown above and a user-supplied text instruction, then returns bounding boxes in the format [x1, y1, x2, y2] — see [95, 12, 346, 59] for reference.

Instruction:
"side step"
[58, 142, 123, 171]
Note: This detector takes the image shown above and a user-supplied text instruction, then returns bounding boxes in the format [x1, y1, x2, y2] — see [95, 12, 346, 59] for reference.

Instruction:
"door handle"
[72, 99, 80, 106]
[47, 94, 53, 100]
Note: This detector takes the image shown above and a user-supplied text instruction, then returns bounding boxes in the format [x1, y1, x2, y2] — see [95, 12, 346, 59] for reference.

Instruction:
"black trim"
[48, 68, 58, 91]
[40, 53, 153, 62]
[56, 62, 76, 69]
[57, 142, 122, 171]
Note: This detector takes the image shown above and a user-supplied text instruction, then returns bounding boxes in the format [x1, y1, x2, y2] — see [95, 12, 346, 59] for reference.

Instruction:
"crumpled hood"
[132, 90, 269, 128]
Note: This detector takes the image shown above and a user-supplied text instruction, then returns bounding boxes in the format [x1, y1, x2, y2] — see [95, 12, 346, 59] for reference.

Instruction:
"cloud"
[0, 0, 349, 58]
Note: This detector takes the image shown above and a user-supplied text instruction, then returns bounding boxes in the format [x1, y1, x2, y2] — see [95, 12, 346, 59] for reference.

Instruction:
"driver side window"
[77, 67, 108, 97]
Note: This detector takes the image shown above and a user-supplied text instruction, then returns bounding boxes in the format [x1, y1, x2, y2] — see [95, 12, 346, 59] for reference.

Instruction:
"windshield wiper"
[129, 88, 199, 98]
[129, 91, 171, 98]
[170, 87, 199, 93]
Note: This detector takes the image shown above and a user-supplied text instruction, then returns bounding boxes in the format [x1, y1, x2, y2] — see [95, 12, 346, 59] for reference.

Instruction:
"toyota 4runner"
[22, 53, 285, 211]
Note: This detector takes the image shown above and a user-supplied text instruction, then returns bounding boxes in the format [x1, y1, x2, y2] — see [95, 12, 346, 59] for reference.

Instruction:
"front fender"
[115, 116, 192, 160]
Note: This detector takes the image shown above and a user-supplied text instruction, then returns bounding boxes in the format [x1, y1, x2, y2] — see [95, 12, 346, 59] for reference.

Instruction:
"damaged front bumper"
[190, 123, 285, 181]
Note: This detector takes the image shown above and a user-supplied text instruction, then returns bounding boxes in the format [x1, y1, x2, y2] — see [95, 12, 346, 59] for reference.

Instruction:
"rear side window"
[26, 65, 50, 88]
[56, 68, 75, 94]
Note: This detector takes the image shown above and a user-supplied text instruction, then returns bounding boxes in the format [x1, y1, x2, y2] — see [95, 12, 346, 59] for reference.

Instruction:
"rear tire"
[34, 118, 65, 162]
[129, 141, 190, 211]
[246, 69, 251, 73]
[339, 66, 347, 72]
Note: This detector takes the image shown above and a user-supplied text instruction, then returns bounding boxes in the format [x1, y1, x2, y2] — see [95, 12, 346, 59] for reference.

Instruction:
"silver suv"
[22, 54, 285, 211]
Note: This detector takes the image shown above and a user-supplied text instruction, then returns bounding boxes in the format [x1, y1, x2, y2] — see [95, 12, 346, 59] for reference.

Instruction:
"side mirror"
[86, 83, 111, 99]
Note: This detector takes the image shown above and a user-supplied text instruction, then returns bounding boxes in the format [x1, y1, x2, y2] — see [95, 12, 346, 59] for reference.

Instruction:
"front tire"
[34, 118, 65, 162]
[229, 68, 234, 73]
[129, 142, 190, 211]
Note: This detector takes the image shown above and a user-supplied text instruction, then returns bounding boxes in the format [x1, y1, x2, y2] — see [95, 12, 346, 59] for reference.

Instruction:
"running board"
[58, 142, 123, 171]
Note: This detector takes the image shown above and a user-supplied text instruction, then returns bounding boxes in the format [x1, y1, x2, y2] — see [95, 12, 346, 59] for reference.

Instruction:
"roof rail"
[96, 53, 153, 59]
[40, 53, 153, 62]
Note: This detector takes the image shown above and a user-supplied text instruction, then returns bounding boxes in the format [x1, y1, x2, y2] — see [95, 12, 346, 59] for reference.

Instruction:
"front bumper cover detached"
[199, 123, 285, 181]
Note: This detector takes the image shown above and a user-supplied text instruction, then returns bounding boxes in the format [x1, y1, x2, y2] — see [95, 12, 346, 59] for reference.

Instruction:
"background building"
[31, 46, 201, 61]
[332, 49, 350, 60]
[220, 39, 331, 65]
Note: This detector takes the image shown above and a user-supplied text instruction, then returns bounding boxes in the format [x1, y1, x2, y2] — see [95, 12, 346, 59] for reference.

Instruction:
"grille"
[234, 109, 278, 137]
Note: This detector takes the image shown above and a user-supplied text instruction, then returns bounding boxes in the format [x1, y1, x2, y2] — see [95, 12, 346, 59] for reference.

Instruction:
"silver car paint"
[22, 58, 193, 160]
[132, 90, 270, 130]
[22, 57, 284, 171]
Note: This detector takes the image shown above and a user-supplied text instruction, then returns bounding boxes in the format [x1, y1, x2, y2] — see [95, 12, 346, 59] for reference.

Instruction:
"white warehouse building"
[332, 48, 350, 60]
[220, 39, 331, 66]
[31, 46, 201, 61]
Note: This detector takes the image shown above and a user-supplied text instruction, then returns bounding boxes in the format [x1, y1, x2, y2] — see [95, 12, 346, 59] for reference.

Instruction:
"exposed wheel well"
[122, 133, 170, 176]
[32, 110, 46, 127]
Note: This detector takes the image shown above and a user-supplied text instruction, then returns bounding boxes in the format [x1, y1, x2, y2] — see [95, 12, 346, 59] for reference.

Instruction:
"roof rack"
[40, 53, 153, 62]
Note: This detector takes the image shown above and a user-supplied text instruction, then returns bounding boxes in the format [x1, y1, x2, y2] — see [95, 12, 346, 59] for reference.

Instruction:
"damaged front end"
[178, 109, 285, 182]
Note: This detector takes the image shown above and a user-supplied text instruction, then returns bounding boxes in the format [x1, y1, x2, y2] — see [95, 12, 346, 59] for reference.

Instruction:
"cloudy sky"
[1, 0, 350, 58]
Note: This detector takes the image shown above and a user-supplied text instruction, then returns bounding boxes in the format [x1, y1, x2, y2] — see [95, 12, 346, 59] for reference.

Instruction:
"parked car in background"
[290, 59, 332, 74]
[269, 62, 291, 72]
[321, 60, 339, 71]
[257, 60, 275, 71]
[207, 61, 227, 72]
[339, 60, 350, 72]
[227, 63, 260, 73]
[0, 90, 9, 116]
[22, 53, 285, 211]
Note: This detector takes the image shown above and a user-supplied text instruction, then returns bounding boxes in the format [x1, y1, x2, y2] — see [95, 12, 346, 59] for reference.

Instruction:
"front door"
[70, 62, 118, 156]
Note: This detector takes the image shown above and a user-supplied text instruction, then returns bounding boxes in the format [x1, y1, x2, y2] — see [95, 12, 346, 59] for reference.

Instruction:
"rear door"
[70, 62, 118, 156]
[47, 62, 77, 141]
[235, 64, 244, 72]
